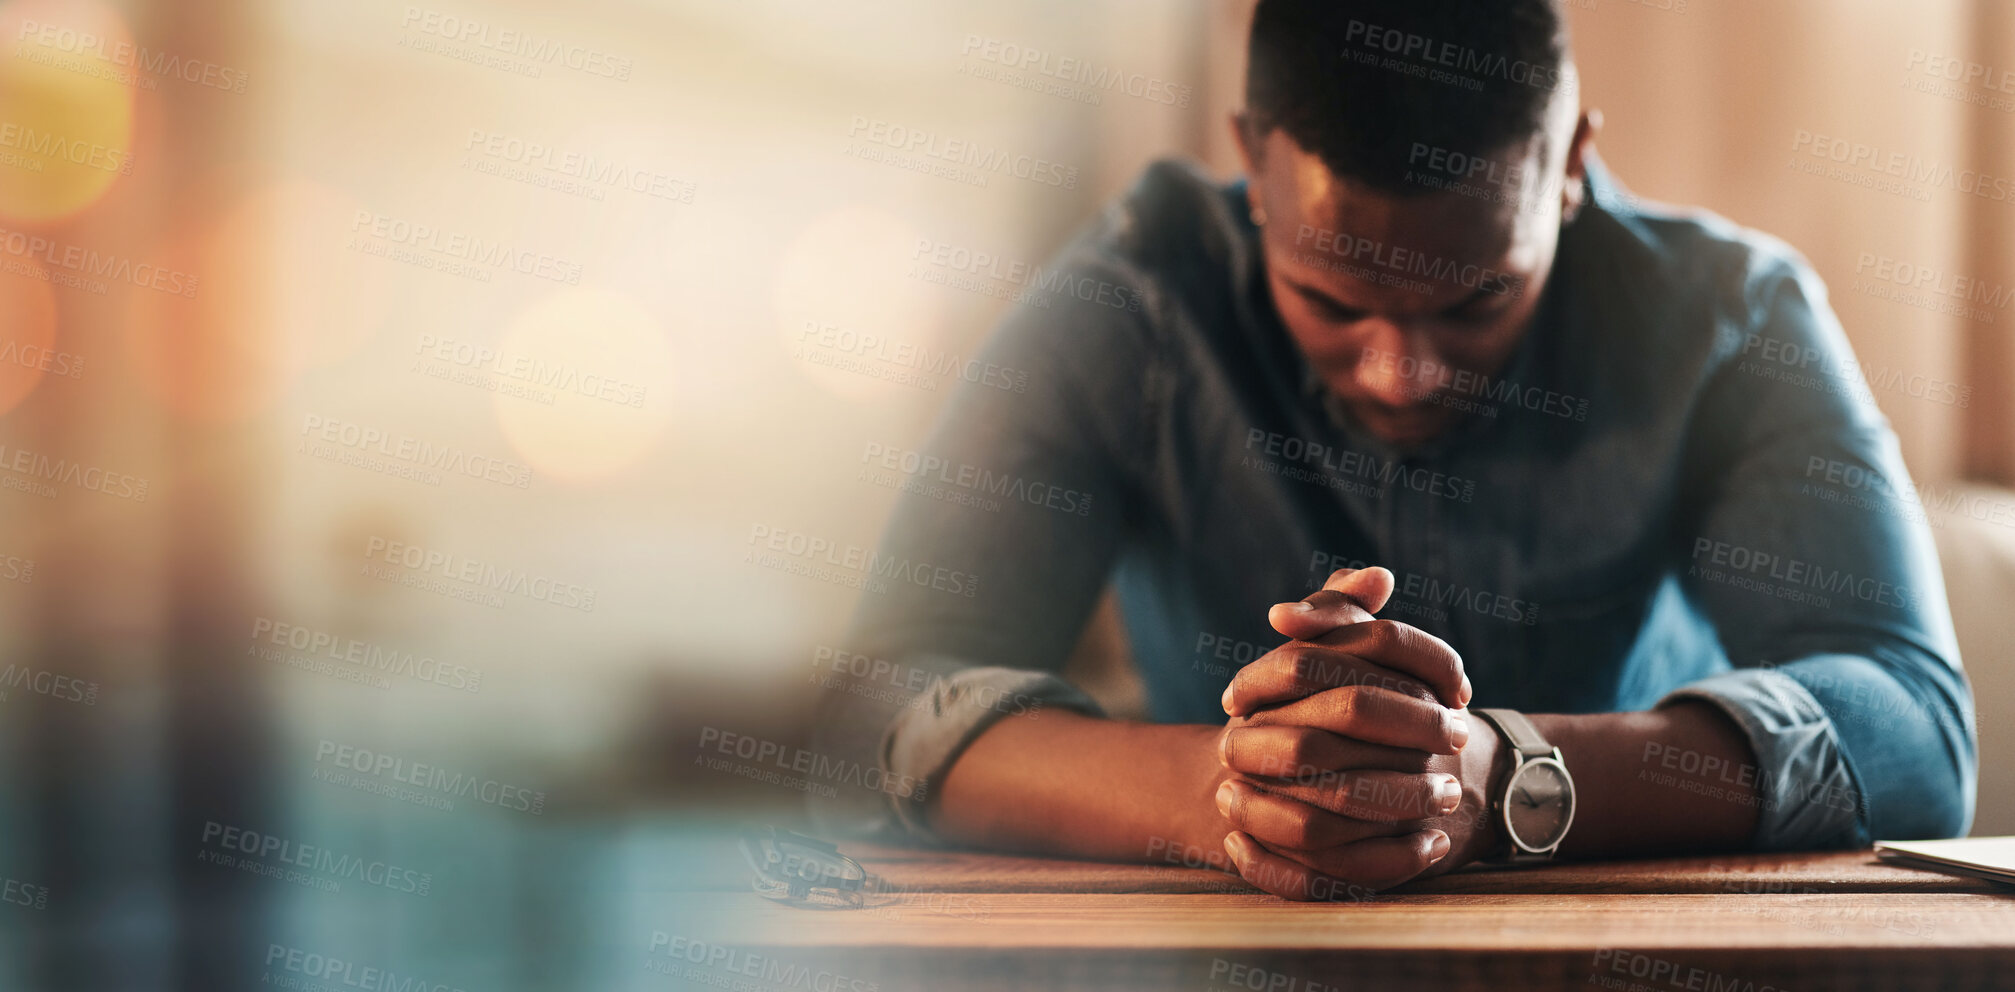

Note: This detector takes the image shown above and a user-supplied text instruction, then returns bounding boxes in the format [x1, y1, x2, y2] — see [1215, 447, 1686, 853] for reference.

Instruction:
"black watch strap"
[1476, 708, 1549, 760]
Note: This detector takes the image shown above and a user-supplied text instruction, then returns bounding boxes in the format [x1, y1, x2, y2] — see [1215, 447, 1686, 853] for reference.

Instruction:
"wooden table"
[658, 842, 2015, 991]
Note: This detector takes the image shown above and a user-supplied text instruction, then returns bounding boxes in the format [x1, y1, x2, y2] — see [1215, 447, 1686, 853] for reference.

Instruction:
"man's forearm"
[1528, 701, 1762, 859]
[927, 699, 1763, 874]
[929, 710, 1232, 867]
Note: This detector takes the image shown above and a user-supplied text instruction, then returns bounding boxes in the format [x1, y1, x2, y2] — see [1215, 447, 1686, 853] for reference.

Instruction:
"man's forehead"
[1257, 132, 1530, 264]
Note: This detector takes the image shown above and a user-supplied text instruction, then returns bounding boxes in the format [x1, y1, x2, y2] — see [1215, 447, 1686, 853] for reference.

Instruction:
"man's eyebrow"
[1283, 277, 1369, 318]
[1440, 283, 1500, 312]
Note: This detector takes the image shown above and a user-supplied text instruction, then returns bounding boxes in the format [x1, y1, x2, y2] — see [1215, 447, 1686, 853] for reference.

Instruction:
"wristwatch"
[1473, 708, 1575, 864]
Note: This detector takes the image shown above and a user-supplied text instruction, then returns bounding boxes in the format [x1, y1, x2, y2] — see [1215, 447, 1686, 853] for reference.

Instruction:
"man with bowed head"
[812, 0, 1974, 898]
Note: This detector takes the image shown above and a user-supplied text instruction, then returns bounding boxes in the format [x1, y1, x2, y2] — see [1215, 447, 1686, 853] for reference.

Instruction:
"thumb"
[1267, 566, 1395, 640]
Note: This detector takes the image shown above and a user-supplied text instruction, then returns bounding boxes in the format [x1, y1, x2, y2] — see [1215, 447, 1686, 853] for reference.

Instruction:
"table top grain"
[654, 842, 2015, 992]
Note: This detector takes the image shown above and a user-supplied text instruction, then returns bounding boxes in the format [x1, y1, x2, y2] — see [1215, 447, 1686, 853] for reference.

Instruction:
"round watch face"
[1504, 757, 1574, 852]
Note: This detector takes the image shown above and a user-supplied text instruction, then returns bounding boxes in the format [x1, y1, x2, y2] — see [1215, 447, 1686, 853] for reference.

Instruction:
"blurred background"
[0, 0, 2009, 989]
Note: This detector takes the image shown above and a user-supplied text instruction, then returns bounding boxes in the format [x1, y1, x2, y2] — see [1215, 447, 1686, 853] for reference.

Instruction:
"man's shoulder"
[1548, 173, 1852, 426]
[1585, 183, 1823, 340]
[1070, 158, 1252, 295]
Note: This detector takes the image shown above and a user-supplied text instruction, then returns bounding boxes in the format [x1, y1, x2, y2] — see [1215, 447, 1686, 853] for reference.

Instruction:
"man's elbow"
[1860, 745, 1975, 842]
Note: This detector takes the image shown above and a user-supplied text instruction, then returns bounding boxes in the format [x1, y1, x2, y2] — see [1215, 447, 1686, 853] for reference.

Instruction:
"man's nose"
[1353, 321, 1445, 406]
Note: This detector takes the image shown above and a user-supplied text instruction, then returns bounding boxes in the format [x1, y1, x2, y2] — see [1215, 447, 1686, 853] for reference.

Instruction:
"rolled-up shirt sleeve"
[1655, 666, 1864, 849]
[1668, 248, 1977, 850]
[879, 662, 1106, 839]
[808, 228, 1163, 844]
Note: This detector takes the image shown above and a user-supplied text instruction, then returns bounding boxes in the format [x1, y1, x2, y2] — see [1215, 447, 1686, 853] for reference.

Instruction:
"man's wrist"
[1451, 708, 1510, 865]
[1172, 724, 1240, 870]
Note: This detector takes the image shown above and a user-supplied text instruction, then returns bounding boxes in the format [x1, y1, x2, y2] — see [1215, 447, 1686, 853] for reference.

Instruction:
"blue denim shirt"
[811, 158, 1977, 852]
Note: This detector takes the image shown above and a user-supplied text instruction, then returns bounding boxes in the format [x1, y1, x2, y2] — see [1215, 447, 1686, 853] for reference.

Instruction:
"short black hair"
[1245, 0, 1571, 193]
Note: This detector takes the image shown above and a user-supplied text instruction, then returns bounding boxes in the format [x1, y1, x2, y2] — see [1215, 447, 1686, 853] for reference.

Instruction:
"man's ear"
[1560, 107, 1602, 222]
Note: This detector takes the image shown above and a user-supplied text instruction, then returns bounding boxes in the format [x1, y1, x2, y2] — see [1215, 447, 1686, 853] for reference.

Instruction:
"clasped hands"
[1209, 566, 1503, 900]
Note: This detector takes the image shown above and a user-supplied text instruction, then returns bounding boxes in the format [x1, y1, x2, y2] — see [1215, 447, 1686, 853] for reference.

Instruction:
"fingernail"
[1223, 832, 1249, 867]
[1435, 777, 1462, 814]
[1215, 781, 1236, 818]
[1446, 711, 1469, 749]
[1427, 831, 1451, 862]
[1218, 729, 1236, 767]
[1459, 674, 1473, 707]
[1220, 683, 1236, 714]
[1274, 600, 1314, 614]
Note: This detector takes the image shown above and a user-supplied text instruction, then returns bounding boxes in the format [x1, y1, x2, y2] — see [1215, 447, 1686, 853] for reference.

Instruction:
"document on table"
[1875, 837, 2015, 885]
